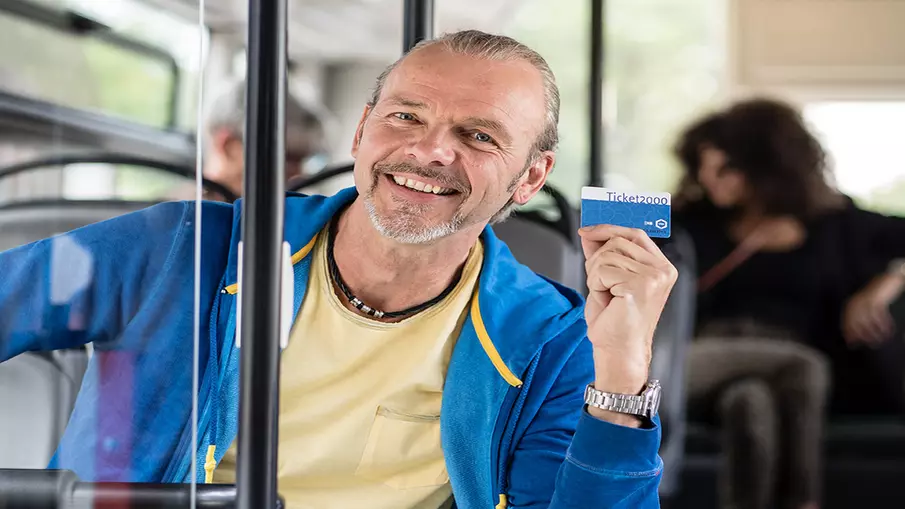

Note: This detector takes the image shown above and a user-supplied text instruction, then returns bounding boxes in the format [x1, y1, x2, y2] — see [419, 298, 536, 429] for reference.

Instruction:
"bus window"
[804, 100, 905, 216]
[0, 0, 202, 130]
[502, 0, 726, 203]
[0, 1, 199, 205]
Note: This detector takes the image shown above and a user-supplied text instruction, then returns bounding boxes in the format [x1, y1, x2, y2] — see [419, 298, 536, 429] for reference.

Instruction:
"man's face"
[351, 46, 554, 244]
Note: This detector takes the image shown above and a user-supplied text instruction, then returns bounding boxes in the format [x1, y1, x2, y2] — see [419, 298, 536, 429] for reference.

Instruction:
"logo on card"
[655, 219, 668, 229]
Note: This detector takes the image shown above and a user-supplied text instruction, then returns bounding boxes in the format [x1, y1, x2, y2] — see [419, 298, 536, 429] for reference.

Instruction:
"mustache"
[374, 161, 470, 193]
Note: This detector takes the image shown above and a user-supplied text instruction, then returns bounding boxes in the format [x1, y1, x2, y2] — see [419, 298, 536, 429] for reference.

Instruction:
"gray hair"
[206, 81, 327, 156]
[367, 30, 560, 156]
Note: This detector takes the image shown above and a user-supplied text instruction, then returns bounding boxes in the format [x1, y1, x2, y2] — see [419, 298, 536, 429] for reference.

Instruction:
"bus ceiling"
[140, 0, 521, 63]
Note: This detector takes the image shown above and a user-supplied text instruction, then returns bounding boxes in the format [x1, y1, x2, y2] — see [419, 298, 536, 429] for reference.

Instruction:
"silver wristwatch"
[584, 380, 662, 419]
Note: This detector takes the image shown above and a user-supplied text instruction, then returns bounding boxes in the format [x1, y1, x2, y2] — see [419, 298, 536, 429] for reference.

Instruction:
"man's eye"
[473, 132, 494, 144]
[394, 112, 415, 121]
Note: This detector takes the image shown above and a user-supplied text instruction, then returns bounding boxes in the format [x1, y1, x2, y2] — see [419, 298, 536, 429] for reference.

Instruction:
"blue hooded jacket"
[0, 188, 662, 508]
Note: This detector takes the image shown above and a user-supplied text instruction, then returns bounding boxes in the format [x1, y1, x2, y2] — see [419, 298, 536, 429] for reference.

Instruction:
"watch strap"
[585, 385, 647, 417]
[584, 380, 662, 420]
[584, 384, 646, 416]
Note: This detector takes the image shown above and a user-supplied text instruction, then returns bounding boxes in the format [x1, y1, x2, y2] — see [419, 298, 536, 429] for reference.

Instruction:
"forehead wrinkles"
[382, 50, 545, 145]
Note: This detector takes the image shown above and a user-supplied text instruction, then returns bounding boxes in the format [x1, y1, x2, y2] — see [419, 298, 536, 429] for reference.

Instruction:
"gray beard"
[364, 195, 466, 244]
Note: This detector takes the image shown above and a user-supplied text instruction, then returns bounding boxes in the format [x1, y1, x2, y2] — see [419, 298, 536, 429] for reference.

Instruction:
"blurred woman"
[673, 97, 905, 509]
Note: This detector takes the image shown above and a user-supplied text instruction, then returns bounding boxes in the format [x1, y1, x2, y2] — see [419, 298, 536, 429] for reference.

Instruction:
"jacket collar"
[223, 187, 586, 385]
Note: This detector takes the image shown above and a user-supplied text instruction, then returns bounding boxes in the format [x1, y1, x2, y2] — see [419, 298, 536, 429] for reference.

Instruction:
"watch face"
[650, 388, 661, 414]
[644, 383, 662, 416]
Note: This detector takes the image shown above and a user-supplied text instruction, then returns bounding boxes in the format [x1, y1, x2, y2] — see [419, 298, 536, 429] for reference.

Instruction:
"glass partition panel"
[0, 0, 205, 507]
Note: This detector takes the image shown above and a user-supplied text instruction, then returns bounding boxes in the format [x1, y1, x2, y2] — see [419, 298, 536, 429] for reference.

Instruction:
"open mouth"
[389, 175, 457, 196]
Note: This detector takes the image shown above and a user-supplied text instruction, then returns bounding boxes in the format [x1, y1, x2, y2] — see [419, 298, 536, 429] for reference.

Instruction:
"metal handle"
[0, 469, 286, 509]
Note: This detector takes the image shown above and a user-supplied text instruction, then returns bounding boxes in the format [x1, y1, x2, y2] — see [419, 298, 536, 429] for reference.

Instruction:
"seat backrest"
[492, 212, 586, 293]
[0, 201, 150, 251]
[0, 351, 87, 468]
[0, 201, 138, 468]
[648, 227, 697, 496]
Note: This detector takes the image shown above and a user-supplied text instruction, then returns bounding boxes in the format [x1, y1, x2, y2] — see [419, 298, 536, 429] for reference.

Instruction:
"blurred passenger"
[673, 97, 905, 509]
[190, 81, 328, 201]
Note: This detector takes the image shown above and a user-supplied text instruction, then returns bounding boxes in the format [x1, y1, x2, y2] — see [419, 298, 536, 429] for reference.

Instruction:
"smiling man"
[0, 31, 676, 509]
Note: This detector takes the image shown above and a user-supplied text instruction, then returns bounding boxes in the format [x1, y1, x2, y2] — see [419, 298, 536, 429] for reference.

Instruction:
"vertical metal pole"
[589, 0, 605, 187]
[403, 0, 435, 53]
[237, 0, 287, 507]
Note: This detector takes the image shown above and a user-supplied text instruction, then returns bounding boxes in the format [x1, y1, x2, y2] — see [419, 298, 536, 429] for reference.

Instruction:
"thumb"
[587, 286, 613, 306]
[580, 235, 605, 262]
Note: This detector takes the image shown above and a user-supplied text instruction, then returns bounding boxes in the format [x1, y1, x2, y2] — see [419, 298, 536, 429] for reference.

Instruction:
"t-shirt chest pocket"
[355, 406, 449, 490]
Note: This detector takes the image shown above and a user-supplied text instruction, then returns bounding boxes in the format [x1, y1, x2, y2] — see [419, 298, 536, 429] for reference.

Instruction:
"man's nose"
[405, 128, 456, 167]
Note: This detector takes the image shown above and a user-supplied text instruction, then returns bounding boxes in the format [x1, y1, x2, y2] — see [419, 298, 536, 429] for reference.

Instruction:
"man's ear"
[209, 128, 243, 164]
[210, 129, 236, 156]
[351, 105, 372, 158]
[222, 134, 244, 164]
[512, 151, 556, 206]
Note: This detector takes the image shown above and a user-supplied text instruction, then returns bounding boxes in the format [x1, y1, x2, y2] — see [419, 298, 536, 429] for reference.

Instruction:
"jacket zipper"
[165, 282, 227, 483]
[492, 354, 540, 504]
[201, 279, 230, 481]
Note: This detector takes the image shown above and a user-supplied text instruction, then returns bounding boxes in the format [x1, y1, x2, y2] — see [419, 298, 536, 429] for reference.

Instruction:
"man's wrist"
[588, 347, 651, 428]
[591, 347, 649, 394]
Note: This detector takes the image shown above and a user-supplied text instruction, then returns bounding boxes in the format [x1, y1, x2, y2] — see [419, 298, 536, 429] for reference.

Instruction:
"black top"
[675, 197, 905, 414]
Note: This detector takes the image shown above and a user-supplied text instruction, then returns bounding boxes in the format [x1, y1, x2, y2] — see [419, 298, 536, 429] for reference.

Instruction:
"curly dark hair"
[674, 98, 842, 219]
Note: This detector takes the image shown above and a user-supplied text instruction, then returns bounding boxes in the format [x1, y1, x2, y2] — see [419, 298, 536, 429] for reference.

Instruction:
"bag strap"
[698, 226, 768, 293]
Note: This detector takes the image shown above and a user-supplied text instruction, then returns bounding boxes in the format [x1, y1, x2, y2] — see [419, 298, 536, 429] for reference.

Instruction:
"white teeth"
[392, 175, 451, 195]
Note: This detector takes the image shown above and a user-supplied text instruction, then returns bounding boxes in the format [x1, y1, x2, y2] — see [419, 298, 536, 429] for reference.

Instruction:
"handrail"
[235, 0, 289, 507]
[403, 0, 434, 53]
[0, 153, 237, 203]
[0, 91, 195, 163]
[284, 163, 354, 191]
[0, 469, 285, 509]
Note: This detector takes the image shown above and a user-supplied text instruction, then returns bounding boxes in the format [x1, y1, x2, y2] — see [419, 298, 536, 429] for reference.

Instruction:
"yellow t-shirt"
[213, 229, 483, 509]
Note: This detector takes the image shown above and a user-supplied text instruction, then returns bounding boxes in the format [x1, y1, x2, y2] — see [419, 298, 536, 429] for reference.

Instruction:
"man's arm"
[505, 339, 662, 509]
[507, 223, 677, 507]
[0, 202, 190, 361]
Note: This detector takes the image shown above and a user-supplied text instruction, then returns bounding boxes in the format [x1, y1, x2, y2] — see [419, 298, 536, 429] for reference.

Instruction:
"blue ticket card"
[581, 187, 672, 238]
